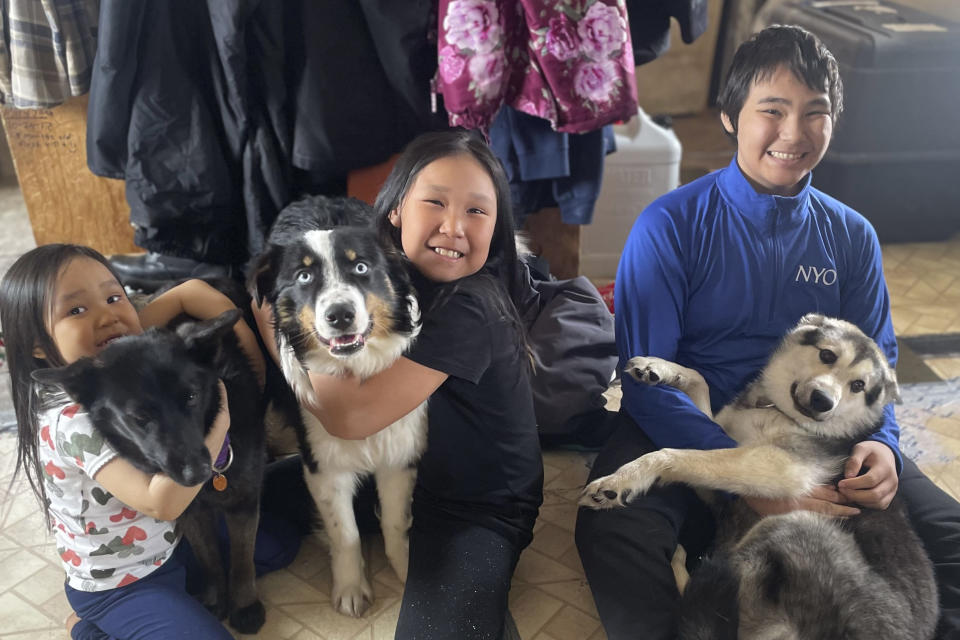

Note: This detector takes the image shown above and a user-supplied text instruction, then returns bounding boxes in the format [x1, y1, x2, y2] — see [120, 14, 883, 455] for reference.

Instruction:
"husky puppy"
[580, 314, 938, 639]
[33, 310, 268, 634]
[250, 195, 425, 617]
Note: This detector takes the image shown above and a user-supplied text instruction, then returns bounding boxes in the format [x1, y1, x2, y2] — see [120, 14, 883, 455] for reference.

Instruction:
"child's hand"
[837, 440, 898, 510]
[203, 380, 231, 463]
[251, 298, 281, 367]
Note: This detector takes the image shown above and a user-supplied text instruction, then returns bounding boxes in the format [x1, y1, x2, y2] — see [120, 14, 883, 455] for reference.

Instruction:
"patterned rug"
[898, 377, 960, 467]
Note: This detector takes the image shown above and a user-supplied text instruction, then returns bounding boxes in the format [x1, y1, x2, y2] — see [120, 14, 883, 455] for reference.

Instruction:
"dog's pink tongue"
[330, 335, 362, 347]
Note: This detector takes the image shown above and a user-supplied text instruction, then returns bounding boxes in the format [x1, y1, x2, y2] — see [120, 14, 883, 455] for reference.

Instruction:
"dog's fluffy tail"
[678, 553, 739, 640]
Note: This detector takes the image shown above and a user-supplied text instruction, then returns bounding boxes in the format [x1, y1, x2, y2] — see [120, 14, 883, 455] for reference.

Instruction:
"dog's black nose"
[325, 303, 355, 330]
[809, 389, 834, 413]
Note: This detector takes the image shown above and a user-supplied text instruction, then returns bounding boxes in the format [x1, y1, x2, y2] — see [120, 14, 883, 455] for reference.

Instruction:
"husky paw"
[332, 578, 374, 618]
[229, 600, 266, 634]
[580, 474, 636, 509]
[579, 454, 665, 509]
[625, 356, 686, 387]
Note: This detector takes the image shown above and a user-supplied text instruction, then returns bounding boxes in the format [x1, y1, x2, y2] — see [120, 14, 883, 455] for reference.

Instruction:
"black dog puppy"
[32, 310, 267, 634]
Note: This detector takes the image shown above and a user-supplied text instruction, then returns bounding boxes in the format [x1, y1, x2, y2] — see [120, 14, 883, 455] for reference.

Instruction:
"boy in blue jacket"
[576, 24, 959, 639]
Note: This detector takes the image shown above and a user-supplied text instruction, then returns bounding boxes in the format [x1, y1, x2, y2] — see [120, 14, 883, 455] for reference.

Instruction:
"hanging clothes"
[0, 0, 100, 108]
[86, 0, 290, 266]
[86, 0, 442, 267]
[437, 0, 638, 134]
[489, 105, 616, 226]
[289, 0, 446, 180]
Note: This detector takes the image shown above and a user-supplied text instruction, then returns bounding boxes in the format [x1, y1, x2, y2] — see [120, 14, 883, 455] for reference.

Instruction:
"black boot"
[109, 252, 235, 293]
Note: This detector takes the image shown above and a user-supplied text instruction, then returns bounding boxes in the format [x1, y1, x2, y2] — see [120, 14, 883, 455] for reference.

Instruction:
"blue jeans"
[66, 544, 233, 640]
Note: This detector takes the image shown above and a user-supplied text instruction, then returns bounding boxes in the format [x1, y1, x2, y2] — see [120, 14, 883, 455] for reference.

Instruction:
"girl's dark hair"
[718, 25, 843, 135]
[0, 244, 122, 513]
[374, 129, 529, 342]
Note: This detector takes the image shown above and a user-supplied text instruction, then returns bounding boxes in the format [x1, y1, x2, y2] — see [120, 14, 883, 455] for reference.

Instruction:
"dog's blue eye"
[850, 380, 865, 393]
[354, 262, 369, 275]
[296, 270, 313, 284]
[819, 349, 837, 364]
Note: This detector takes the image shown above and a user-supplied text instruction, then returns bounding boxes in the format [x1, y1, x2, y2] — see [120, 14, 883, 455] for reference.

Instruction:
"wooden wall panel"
[523, 207, 580, 280]
[0, 94, 138, 256]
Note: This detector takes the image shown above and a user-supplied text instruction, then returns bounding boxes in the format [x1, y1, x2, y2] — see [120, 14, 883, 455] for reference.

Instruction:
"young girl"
[0, 244, 265, 639]
[253, 129, 543, 639]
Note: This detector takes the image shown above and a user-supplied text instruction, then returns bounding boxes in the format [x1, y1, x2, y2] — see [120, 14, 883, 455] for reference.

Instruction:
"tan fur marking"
[298, 306, 322, 351]
[302, 255, 314, 267]
[345, 249, 357, 261]
[365, 292, 396, 339]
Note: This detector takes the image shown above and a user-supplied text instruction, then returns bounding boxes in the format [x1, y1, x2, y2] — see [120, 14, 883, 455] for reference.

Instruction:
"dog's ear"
[177, 309, 242, 361]
[797, 313, 827, 329]
[885, 369, 902, 405]
[31, 359, 99, 406]
[248, 245, 282, 306]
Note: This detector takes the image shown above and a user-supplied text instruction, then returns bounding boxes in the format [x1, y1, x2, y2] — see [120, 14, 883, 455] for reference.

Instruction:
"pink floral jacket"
[437, 0, 638, 134]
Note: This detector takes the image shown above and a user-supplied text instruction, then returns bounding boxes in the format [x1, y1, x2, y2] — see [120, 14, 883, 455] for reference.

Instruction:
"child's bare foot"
[65, 612, 81, 635]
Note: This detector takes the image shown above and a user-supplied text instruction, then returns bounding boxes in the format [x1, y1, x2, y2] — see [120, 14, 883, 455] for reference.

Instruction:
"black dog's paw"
[230, 600, 266, 634]
[199, 591, 229, 621]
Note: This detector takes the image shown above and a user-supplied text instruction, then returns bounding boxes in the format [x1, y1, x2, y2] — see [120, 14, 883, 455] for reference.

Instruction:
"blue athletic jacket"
[614, 155, 901, 469]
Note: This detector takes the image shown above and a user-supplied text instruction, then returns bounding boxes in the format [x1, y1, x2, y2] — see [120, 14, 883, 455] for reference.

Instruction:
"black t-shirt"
[405, 278, 543, 548]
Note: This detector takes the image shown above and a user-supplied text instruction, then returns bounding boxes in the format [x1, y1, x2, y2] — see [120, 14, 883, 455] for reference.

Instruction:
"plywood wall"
[0, 94, 138, 256]
[635, 0, 725, 115]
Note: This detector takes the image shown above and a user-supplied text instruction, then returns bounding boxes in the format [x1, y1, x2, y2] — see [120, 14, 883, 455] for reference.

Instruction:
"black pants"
[575, 410, 960, 640]
[395, 505, 522, 640]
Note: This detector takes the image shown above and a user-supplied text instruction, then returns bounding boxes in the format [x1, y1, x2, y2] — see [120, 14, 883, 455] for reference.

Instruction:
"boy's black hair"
[0, 244, 125, 513]
[373, 129, 529, 345]
[718, 25, 843, 134]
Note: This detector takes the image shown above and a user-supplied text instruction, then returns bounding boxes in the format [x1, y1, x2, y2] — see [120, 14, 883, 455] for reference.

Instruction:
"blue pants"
[67, 544, 232, 640]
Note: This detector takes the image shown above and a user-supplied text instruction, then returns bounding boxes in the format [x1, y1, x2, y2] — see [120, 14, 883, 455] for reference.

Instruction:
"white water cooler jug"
[580, 108, 682, 280]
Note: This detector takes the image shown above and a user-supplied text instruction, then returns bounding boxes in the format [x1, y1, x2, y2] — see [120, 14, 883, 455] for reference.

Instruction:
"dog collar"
[213, 434, 232, 470]
[211, 435, 233, 492]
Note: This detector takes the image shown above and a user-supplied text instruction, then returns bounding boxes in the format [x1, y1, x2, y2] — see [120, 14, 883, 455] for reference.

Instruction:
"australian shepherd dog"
[250, 195, 425, 617]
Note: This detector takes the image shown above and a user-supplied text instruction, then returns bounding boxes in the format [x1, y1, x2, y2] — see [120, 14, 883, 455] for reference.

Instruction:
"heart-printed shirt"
[38, 400, 179, 591]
